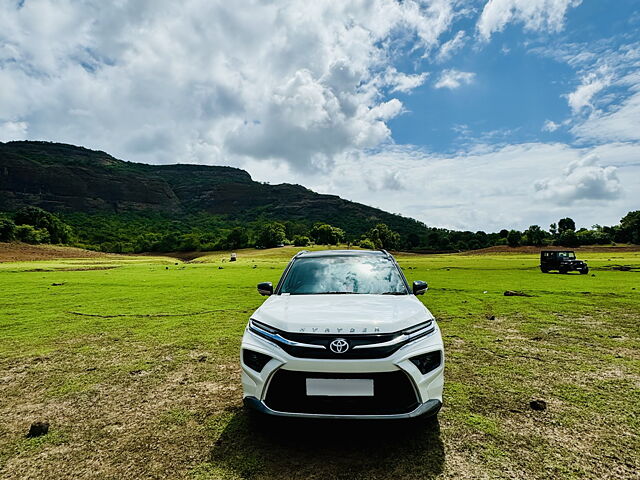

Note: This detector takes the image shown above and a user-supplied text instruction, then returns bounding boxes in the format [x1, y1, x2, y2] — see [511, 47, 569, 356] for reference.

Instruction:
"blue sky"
[389, 0, 640, 152]
[0, 0, 639, 231]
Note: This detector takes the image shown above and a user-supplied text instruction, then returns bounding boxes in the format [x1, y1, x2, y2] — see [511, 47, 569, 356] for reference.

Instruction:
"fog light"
[242, 349, 272, 373]
[410, 350, 442, 375]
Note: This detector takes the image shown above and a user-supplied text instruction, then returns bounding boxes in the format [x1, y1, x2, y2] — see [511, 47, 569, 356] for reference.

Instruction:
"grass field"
[0, 245, 638, 479]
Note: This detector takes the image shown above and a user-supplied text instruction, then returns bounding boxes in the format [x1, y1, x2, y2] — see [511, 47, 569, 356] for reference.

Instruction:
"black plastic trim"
[244, 396, 442, 419]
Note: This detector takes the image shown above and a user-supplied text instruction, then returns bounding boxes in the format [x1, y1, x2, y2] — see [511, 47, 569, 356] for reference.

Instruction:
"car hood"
[252, 294, 434, 334]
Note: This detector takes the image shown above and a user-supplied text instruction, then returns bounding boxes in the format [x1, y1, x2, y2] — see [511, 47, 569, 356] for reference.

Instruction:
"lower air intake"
[264, 370, 419, 415]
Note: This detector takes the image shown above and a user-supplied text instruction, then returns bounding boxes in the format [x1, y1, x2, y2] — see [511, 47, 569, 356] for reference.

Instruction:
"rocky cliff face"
[0, 142, 249, 213]
[0, 157, 182, 213]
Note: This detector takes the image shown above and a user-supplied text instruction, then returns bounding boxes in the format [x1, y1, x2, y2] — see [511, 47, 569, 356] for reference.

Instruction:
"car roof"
[295, 249, 389, 258]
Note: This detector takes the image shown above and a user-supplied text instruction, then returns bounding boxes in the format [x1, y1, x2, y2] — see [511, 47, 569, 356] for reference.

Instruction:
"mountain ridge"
[0, 141, 427, 237]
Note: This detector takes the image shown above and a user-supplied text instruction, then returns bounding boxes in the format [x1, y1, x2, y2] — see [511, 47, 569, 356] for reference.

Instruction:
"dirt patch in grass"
[136, 250, 202, 262]
[0, 242, 107, 263]
[67, 310, 220, 318]
[22, 265, 121, 272]
[602, 264, 640, 272]
[465, 245, 640, 255]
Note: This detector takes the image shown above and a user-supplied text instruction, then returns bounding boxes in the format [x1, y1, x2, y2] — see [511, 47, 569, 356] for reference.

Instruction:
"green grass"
[0, 246, 638, 479]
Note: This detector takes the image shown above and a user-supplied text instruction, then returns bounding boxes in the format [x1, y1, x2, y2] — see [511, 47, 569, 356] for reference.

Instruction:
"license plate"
[305, 378, 374, 397]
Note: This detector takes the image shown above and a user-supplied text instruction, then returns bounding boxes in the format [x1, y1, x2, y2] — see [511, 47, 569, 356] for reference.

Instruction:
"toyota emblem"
[329, 338, 349, 354]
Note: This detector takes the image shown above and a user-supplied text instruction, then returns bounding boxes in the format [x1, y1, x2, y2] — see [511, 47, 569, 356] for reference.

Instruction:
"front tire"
[580, 267, 589, 274]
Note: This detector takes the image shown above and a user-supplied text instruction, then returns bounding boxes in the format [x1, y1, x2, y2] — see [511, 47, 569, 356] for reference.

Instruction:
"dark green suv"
[540, 250, 589, 274]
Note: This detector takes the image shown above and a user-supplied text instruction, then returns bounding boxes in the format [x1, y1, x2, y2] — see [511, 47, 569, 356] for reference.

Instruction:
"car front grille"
[263, 369, 419, 415]
[249, 320, 434, 359]
[279, 331, 409, 359]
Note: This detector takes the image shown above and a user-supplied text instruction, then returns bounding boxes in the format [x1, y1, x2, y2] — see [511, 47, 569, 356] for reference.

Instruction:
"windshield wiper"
[317, 291, 356, 294]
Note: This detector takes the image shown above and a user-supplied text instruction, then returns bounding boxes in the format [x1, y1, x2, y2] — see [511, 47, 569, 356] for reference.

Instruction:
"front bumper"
[562, 262, 588, 270]
[240, 324, 444, 419]
[243, 395, 442, 420]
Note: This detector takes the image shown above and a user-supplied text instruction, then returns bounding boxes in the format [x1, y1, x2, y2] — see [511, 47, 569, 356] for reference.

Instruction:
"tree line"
[1, 206, 639, 253]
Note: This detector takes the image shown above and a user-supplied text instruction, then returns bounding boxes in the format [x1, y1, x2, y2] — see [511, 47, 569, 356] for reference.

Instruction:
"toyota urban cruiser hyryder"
[240, 250, 444, 419]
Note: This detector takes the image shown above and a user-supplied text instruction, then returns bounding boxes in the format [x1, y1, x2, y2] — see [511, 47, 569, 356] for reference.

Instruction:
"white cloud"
[542, 120, 560, 132]
[436, 30, 466, 62]
[434, 69, 475, 89]
[534, 154, 622, 204]
[477, 0, 581, 41]
[0, 121, 28, 142]
[250, 142, 640, 231]
[379, 67, 429, 94]
[0, 0, 457, 170]
[566, 71, 611, 113]
[572, 90, 640, 143]
[529, 38, 640, 144]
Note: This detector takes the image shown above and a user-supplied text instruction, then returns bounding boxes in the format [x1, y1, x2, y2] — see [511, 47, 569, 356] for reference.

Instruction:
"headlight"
[249, 319, 324, 350]
[352, 320, 435, 351]
[402, 320, 435, 340]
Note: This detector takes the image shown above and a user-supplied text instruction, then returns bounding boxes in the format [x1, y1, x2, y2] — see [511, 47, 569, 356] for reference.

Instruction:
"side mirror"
[413, 280, 428, 295]
[257, 282, 273, 296]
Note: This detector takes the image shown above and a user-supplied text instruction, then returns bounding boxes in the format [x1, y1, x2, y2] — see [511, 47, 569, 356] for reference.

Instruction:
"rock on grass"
[504, 290, 532, 297]
[26, 421, 49, 438]
[529, 400, 547, 411]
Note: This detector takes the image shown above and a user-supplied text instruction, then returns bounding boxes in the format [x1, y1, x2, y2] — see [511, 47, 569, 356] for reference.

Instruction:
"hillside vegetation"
[0, 141, 426, 237]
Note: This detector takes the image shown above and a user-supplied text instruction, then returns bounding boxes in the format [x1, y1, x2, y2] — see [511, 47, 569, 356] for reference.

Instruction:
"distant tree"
[257, 222, 287, 248]
[453, 240, 468, 251]
[292, 235, 310, 247]
[178, 233, 202, 252]
[225, 227, 249, 249]
[133, 233, 162, 253]
[425, 231, 443, 249]
[467, 239, 482, 250]
[549, 223, 558, 236]
[499, 229, 509, 238]
[0, 219, 16, 242]
[558, 230, 579, 247]
[592, 226, 613, 245]
[558, 217, 576, 234]
[506, 230, 521, 247]
[15, 224, 50, 244]
[474, 231, 489, 249]
[366, 223, 400, 250]
[14, 206, 72, 244]
[524, 225, 545, 246]
[359, 238, 376, 250]
[620, 210, 640, 244]
[310, 223, 344, 245]
[156, 233, 180, 252]
[576, 229, 596, 245]
[406, 232, 421, 250]
[283, 221, 309, 240]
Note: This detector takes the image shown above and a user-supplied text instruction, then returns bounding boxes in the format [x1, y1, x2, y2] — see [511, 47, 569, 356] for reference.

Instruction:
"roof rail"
[294, 250, 309, 258]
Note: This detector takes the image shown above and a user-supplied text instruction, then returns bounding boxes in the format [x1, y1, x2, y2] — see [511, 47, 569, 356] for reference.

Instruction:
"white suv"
[240, 249, 444, 419]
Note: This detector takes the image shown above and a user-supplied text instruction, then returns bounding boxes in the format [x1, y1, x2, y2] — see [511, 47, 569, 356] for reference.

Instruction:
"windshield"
[279, 255, 408, 295]
[558, 252, 576, 259]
